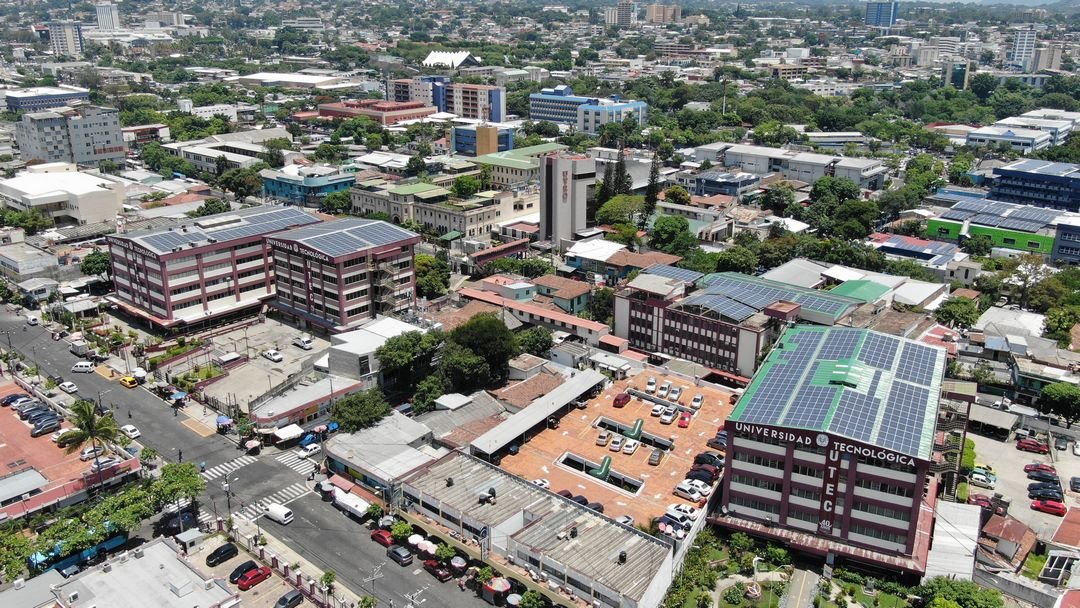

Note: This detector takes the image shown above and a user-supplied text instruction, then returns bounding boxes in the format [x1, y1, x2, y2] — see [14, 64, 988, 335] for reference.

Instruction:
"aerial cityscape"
[0, 1, 1079, 607]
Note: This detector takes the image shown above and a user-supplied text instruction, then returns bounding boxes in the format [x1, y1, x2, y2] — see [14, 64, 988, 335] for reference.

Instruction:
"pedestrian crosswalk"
[274, 450, 317, 477]
[232, 482, 312, 521]
[197, 510, 217, 528]
[200, 455, 257, 481]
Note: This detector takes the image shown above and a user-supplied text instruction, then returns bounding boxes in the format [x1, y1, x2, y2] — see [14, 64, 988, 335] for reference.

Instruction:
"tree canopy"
[79, 249, 111, 279]
[934, 297, 980, 329]
[1040, 382, 1080, 428]
[332, 389, 392, 432]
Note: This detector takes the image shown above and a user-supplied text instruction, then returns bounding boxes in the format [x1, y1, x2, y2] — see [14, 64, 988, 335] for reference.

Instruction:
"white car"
[120, 425, 140, 439]
[88, 456, 121, 473]
[58, 381, 78, 394]
[532, 478, 550, 489]
[262, 350, 284, 363]
[969, 471, 996, 490]
[615, 515, 634, 526]
[1074, 442, 1080, 458]
[669, 387, 683, 402]
[657, 383, 671, 399]
[51, 428, 74, 443]
[297, 444, 321, 459]
[609, 436, 625, 452]
[690, 395, 704, 410]
[25, 315, 39, 326]
[667, 503, 699, 520]
[684, 478, 713, 497]
[659, 408, 678, 424]
[622, 439, 640, 455]
[650, 403, 666, 417]
[673, 482, 703, 502]
[645, 377, 657, 393]
[80, 446, 105, 461]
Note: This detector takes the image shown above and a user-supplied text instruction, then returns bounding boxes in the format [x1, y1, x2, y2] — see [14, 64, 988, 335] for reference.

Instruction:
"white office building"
[0, 163, 124, 225]
[965, 126, 1051, 154]
[95, 3, 120, 30]
[1013, 29, 1037, 70]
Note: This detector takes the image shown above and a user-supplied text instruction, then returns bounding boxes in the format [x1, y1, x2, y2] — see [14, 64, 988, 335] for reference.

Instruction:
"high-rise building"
[645, 3, 681, 23]
[1033, 45, 1063, 72]
[941, 60, 977, 89]
[434, 83, 505, 122]
[95, 3, 120, 30]
[576, 99, 648, 135]
[15, 105, 126, 167]
[864, 1, 898, 28]
[605, 1, 635, 26]
[46, 21, 84, 58]
[539, 153, 595, 245]
[1013, 29, 1037, 70]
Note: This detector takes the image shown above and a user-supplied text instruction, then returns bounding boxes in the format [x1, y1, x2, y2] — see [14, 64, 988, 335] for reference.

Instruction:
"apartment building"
[265, 219, 421, 332]
[716, 325, 945, 577]
[106, 206, 320, 332]
[438, 83, 505, 122]
[577, 99, 647, 135]
[15, 105, 125, 167]
[3, 86, 89, 112]
[95, 3, 120, 30]
[390, 76, 449, 106]
[1012, 29, 1037, 70]
[646, 3, 682, 23]
[864, 1, 898, 27]
[47, 21, 84, 58]
[316, 100, 437, 125]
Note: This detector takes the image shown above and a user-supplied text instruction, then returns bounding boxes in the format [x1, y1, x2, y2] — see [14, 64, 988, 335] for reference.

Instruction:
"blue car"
[299, 433, 318, 447]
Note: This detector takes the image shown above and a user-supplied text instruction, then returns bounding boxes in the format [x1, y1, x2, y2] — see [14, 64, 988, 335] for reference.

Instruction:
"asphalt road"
[1, 309, 486, 607]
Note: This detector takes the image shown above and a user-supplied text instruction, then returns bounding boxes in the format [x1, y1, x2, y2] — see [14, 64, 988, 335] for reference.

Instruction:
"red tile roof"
[459, 287, 608, 333]
[530, 274, 591, 300]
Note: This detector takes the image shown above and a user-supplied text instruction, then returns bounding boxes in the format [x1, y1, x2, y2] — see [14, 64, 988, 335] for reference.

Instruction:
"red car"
[1024, 462, 1056, 474]
[1031, 499, 1067, 516]
[371, 529, 394, 547]
[678, 412, 692, 428]
[1017, 438, 1049, 454]
[237, 566, 272, 590]
[423, 559, 453, 582]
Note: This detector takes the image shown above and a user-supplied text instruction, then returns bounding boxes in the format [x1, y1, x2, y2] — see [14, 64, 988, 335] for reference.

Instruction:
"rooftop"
[473, 143, 567, 170]
[326, 412, 440, 481]
[935, 198, 1068, 233]
[687, 272, 863, 324]
[996, 158, 1080, 178]
[530, 274, 591, 300]
[731, 325, 945, 460]
[113, 205, 319, 255]
[266, 218, 418, 259]
[0, 171, 118, 197]
[403, 450, 672, 604]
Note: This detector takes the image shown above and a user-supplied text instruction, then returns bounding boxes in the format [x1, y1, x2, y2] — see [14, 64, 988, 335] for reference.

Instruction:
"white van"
[71, 361, 96, 373]
[264, 503, 293, 525]
[25, 315, 39, 326]
[292, 334, 313, 350]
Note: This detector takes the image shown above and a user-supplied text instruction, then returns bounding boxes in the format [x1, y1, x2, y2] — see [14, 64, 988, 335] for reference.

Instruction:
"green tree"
[969, 73, 998, 102]
[438, 342, 490, 391]
[390, 521, 414, 542]
[962, 234, 993, 257]
[915, 576, 1003, 608]
[406, 155, 427, 176]
[452, 175, 483, 198]
[187, 198, 231, 218]
[607, 223, 642, 250]
[0, 529, 33, 581]
[810, 176, 860, 206]
[435, 543, 456, 562]
[596, 162, 615, 207]
[664, 185, 691, 206]
[613, 149, 633, 195]
[590, 287, 615, 325]
[649, 215, 698, 257]
[376, 330, 444, 389]
[218, 167, 265, 201]
[59, 400, 122, 489]
[332, 389, 392, 432]
[152, 462, 207, 513]
[320, 190, 351, 214]
[1044, 306, 1080, 347]
[313, 142, 343, 162]
[596, 194, 644, 225]
[412, 373, 449, 415]
[519, 591, 546, 608]
[934, 298, 980, 329]
[1040, 382, 1080, 428]
[761, 183, 795, 216]
[518, 327, 554, 357]
[640, 154, 661, 230]
[415, 254, 450, 300]
[715, 246, 758, 273]
[449, 313, 519, 380]
[79, 249, 112, 280]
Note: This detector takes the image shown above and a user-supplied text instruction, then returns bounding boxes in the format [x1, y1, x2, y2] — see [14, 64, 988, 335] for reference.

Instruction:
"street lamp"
[97, 389, 111, 411]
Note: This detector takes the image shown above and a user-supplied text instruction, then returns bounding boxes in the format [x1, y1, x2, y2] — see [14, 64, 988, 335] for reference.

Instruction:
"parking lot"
[199, 319, 330, 408]
[195, 536, 308, 608]
[968, 430, 1080, 538]
[498, 372, 735, 528]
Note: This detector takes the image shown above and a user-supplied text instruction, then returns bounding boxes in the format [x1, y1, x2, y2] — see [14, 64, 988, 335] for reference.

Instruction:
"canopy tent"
[272, 424, 305, 442]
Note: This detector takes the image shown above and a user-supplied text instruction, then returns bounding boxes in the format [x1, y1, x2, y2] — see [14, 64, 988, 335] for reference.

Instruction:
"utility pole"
[363, 562, 385, 596]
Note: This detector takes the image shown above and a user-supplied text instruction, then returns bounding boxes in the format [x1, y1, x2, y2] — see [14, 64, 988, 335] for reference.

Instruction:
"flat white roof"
[236, 72, 340, 84]
[922, 501, 980, 582]
[1, 171, 116, 197]
[565, 239, 625, 262]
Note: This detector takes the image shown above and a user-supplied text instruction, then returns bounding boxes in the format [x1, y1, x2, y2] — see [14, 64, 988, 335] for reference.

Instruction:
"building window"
[1027, 241, 1040, 249]
[1003, 238, 1016, 245]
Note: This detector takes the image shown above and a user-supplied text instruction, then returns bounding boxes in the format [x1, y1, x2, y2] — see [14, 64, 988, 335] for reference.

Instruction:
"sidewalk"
[226, 511, 374, 608]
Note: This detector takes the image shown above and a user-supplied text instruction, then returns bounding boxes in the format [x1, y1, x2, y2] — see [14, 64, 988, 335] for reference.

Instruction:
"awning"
[440, 230, 463, 242]
[245, 440, 261, 449]
[969, 404, 1019, 431]
[329, 474, 354, 492]
[273, 423, 305, 441]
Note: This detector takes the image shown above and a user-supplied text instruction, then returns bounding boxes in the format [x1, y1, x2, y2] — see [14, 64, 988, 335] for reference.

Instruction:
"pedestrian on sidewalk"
[178, 449, 183, 462]
[127, 409, 132, 419]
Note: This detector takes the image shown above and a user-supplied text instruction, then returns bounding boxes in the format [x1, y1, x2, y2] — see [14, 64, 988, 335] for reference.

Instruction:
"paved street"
[0, 308, 485, 608]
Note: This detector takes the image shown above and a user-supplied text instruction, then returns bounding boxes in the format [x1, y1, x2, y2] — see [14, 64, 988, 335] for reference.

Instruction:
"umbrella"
[420, 542, 436, 554]
[170, 391, 187, 401]
[487, 577, 512, 593]
[507, 594, 522, 607]
[313, 425, 327, 433]
[245, 440, 261, 449]
[451, 556, 466, 569]
[408, 534, 423, 545]
[216, 415, 233, 426]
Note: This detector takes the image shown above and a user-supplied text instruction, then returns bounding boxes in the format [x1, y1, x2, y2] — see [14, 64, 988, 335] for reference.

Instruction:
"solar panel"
[878, 382, 931, 455]
[857, 332, 898, 369]
[971, 213, 1002, 226]
[828, 370, 882, 443]
[817, 328, 862, 360]
[952, 200, 988, 213]
[999, 218, 1045, 233]
[939, 209, 974, 222]
[646, 264, 704, 283]
[783, 384, 835, 429]
[895, 342, 939, 386]
[1010, 207, 1058, 223]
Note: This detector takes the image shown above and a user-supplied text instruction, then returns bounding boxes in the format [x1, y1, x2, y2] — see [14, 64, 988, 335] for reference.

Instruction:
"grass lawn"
[1022, 552, 1048, 580]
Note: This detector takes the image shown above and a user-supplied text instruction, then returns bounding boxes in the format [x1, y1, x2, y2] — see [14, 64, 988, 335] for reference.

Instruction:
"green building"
[928, 199, 1059, 256]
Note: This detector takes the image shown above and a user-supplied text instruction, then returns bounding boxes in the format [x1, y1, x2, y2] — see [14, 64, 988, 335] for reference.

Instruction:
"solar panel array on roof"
[999, 218, 1045, 233]
[939, 209, 974, 222]
[678, 293, 757, 322]
[952, 200, 989, 213]
[122, 207, 319, 254]
[271, 219, 419, 259]
[702, 273, 859, 319]
[645, 264, 704, 283]
[971, 213, 1002, 227]
[1011, 207, 1059, 223]
[729, 326, 945, 459]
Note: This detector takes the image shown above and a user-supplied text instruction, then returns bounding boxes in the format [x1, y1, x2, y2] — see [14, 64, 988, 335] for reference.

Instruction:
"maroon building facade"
[264, 219, 421, 333]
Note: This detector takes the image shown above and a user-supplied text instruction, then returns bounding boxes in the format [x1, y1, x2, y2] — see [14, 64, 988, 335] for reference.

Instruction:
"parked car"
[609, 436, 624, 452]
[669, 387, 683, 402]
[971, 467, 996, 481]
[659, 408, 678, 424]
[1028, 470, 1060, 483]
[684, 478, 713, 497]
[262, 349, 284, 362]
[1075, 443, 1080, 458]
[237, 566, 272, 590]
[648, 448, 664, 466]
[596, 431, 611, 446]
[1017, 438, 1050, 454]
[690, 394, 704, 410]
[586, 502, 605, 513]
[206, 543, 239, 567]
[423, 559, 452, 582]
[27, 410, 59, 425]
[162, 512, 198, 536]
[615, 515, 634, 526]
[532, 478, 549, 489]
[17, 405, 48, 420]
[707, 436, 728, 451]
[1071, 477, 1080, 493]
[50, 428, 74, 443]
[695, 453, 725, 468]
[672, 483, 703, 502]
[89, 456, 122, 473]
[612, 393, 631, 408]
[1029, 488, 1064, 501]
[1025, 463, 1056, 474]
[229, 560, 258, 584]
[622, 439, 640, 455]
[667, 503, 699, 520]
[1, 393, 29, 405]
[297, 444, 321, 459]
[58, 381, 78, 394]
[657, 382, 671, 398]
[120, 425, 140, 439]
[1028, 481, 1061, 492]
[685, 469, 715, 485]
[274, 590, 304, 608]
[678, 411, 692, 428]
[969, 471, 995, 490]
[79, 446, 105, 461]
[650, 404, 666, 416]
[31, 419, 61, 437]
[388, 545, 413, 567]
[1031, 499, 1068, 516]
[645, 377, 657, 393]
[1056, 436, 1070, 451]
[690, 463, 720, 481]
[556, 490, 572, 499]
[370, 529, 394, 547]
[119, 376, 138, 389]
[570, 495, 588, 506]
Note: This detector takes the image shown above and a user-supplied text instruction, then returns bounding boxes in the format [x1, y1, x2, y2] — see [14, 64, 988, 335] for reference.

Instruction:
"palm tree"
[59, 400, 121, 490]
